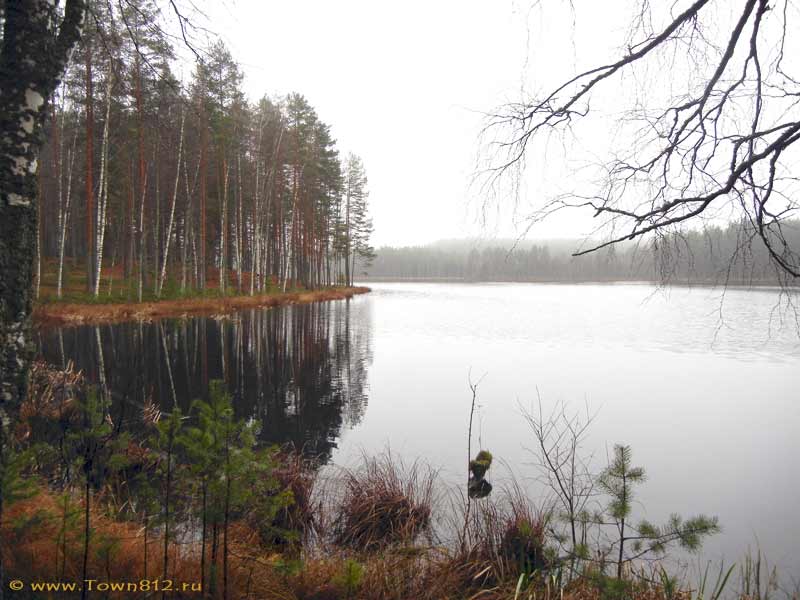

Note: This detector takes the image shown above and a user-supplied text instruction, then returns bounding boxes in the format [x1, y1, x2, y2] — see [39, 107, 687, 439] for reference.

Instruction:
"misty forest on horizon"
[364, 222, 800, 284]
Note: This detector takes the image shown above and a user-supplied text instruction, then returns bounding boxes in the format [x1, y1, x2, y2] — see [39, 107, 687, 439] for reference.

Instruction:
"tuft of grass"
[499, 489, 551, 575]
[332, 452, 436, 552]
[445, 482, 556, 595]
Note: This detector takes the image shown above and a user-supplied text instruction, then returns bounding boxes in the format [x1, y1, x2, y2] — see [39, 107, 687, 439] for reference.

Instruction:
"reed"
[260, 447, 320, 549]
[331, 451, 436, 552]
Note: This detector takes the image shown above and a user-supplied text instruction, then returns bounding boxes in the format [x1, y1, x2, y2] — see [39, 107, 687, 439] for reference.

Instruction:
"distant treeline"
[362, 222, 800, 284]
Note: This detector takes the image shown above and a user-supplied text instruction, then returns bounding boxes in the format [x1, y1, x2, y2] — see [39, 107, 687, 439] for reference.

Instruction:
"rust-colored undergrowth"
[2, 487, 296, 599]
[33, 286, 370, 328]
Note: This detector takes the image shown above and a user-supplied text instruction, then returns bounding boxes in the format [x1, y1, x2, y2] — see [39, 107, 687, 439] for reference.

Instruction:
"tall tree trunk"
[283, 166, 301, 292]
[57, 132, 76, 298]
[93, 79, 111, 297]
[236, 152, 243, 293]
[250, 121, 263, 296]
[84, 40, 94, 294]
[134, 52, 146, 291]
[220, 159, 229, 295]
[35, 175, 42, 298]
[137, 168, 148, 302]
[158, 112, 185, 295]
[0, 4, 84, 592]
[153, 146, 160, 296]
[199, 96, 207, 289]
[345, 181, 352, 287]
[181, 159, 191, 293]
[52, 98, 63, 293]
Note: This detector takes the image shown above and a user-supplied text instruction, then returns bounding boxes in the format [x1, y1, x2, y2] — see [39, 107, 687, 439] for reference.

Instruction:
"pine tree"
[340, 153, 373, 285]
[598, 444, 720, 579]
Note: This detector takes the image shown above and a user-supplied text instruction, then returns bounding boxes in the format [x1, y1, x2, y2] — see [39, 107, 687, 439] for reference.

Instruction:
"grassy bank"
[34, 286, 370, 327]
[33, 261, 369, 327]
[3, 457, 786, 600]
[5, 365, 792, 600]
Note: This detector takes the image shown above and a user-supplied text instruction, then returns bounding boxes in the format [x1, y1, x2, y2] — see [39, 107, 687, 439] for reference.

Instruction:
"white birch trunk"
[153, 148, 160, 296]
[158, 111, 185, 296]
[180, 154, 200, 293]
[181, 160, 190, 294]
[92, 80, 112, 297]
[57, 132, 76, 298]
[250, 121, 263, 296]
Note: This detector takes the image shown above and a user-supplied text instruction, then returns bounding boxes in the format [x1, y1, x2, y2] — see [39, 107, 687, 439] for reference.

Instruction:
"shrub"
[256, 448, 319, 550]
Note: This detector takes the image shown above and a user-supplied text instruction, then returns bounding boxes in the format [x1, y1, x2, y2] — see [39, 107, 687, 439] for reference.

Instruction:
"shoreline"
[357, 277, 799, 290]
[33, 286, 371, 328]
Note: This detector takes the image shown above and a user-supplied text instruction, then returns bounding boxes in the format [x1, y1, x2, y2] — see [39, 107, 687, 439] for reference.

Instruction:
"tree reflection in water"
[36, 298, 372, 463]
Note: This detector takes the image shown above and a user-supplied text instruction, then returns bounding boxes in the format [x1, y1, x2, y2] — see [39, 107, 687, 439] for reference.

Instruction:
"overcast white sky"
[187, 1, 639, 247]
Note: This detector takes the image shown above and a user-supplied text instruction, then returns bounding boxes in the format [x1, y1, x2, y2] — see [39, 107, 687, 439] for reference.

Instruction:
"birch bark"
[158, 111, 185, 295]
[92, 80, 112, 297]
[0, 3, 85, 597]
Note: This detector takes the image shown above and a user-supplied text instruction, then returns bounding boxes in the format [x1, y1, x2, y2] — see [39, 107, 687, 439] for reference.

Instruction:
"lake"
[36, 282, 800, 580]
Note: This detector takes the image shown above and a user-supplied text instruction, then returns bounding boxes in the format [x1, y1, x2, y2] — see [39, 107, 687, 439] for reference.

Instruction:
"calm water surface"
[38, 282, 800, 578]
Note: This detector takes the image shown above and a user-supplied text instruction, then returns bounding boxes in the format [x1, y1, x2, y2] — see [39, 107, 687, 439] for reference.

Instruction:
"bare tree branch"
[482, 0, 800, 281]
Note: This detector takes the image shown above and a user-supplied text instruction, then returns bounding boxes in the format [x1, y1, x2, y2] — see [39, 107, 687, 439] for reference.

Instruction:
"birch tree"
[0, 0, 84, 402]
[158, 110, 185, 295]
[0, 10, 84, 600]
[92, 79, 112, 297]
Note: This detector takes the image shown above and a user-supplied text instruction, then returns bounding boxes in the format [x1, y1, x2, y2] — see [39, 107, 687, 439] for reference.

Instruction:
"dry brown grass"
[255, 448, 321, 551]
[16, 360, 84, 437]
[32, 286, 371, 327]
[433, 484, 556, 595]
[331, 452, 436, 552]
[2, 485, 299, 599]
[1, 480, 712, 600]
[285, 548, 686, 600]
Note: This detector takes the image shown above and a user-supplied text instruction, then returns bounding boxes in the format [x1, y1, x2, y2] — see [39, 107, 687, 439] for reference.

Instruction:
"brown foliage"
[274, 450, 318, 533]
[253, 448, 320, 550]
[444, 485, 553, 593]
[1, 478, 712, 600]
[332, 453, 435, 552]
[1, 485, 297, 599]
[32, 286, 371, 327]
[16, 360, 84, 441]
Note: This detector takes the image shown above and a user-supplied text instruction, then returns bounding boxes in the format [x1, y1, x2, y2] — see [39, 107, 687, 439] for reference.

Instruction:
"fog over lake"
[38, 282, 800, 578]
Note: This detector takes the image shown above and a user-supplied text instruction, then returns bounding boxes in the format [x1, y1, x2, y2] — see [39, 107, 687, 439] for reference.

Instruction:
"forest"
[34, 0, 374, 302]
[365, 223, 800, 284]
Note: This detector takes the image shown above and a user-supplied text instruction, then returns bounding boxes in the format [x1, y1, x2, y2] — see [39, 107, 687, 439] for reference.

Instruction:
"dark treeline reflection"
[36, 298, 373, 462]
